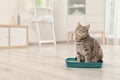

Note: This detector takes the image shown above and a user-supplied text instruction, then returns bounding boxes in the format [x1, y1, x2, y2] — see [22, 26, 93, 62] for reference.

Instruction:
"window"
[106, 0, 115, 36]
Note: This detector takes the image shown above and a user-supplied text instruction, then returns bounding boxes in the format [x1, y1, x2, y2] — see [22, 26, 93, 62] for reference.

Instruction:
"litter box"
[66, 58, 103, 68]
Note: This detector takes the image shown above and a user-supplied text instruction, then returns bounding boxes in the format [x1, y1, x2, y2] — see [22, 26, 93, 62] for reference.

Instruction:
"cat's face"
[75, 22, 90, 39]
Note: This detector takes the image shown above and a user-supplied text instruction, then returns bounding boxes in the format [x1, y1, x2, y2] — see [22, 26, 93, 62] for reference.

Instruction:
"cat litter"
[66, 58, 103, 68]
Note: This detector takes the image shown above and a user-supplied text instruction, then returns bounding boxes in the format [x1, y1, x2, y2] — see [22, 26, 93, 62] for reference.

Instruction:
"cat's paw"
[80, 59, 85, 62]
[77, 59, 80, 62]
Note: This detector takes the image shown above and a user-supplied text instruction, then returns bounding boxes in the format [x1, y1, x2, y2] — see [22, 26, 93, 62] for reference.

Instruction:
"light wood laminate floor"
[0, 43, 120, 80]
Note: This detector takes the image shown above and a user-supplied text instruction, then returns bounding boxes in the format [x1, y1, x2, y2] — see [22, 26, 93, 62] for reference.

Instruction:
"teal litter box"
[66, 58, 103, 68]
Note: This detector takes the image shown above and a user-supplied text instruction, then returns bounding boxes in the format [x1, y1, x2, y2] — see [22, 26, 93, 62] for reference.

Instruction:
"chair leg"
[102, 32, 106, 44]
[67, 32, 75, 44]
[67, 32, 70, 44]
[51, 23, 56, 45]
[71, 33, 73, 42]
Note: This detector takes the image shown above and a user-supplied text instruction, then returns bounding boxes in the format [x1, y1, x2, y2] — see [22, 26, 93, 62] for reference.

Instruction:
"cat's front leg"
[77, 55, 81, 62]
[77, 52, 81, 62]
[85, 56, 91, 62]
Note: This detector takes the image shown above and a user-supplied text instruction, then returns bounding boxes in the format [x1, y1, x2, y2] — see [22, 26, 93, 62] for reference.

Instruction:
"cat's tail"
[98, 59, 103, 62]
[75, 57, 77, 61]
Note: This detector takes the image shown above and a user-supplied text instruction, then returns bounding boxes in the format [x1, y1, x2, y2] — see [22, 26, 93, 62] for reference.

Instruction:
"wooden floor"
[0, 43, 120, 80]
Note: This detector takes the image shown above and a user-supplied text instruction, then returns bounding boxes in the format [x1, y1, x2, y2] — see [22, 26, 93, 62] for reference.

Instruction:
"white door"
[10, 28, 27, 47]
[0, 28, 9, 47]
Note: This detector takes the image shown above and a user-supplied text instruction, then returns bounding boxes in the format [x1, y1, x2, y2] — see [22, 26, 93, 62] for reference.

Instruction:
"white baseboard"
[29, 41, 68, 45]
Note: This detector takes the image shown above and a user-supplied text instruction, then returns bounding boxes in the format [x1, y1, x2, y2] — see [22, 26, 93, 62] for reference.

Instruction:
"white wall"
[0, 0, 68, 43]
[0, 0, 17, 24]
[54, 0, 67, 42]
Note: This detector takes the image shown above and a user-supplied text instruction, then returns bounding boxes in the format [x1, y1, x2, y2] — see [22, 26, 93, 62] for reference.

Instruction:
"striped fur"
[75, 22, 103, 62]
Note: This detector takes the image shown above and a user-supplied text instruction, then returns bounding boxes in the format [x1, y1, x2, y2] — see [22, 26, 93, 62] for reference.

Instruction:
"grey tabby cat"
[75, 22, 103, 62]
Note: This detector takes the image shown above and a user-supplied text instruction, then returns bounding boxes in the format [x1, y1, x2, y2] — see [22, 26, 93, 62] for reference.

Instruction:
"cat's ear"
[86, 24, 90, 30]
[78, 22, 82, 28]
